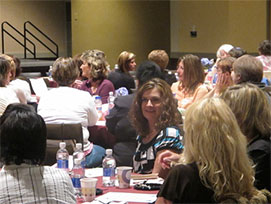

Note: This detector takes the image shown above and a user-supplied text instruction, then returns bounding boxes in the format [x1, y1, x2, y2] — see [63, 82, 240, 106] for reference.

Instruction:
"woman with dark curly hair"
[130, 78, 183, 176]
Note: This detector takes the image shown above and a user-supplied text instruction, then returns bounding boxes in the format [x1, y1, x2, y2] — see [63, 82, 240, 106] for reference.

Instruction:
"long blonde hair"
[182, 98, 258, 201]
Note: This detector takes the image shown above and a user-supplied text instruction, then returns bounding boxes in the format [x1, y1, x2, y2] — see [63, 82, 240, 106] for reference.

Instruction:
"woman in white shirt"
[38, 57, 105, 167]
[0, 55, 20, 116]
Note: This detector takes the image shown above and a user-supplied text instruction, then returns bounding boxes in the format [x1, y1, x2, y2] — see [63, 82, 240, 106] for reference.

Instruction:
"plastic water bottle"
[48, 66, 53, 80]
[73, 143, 85, 170]
[71, 158, 84, 197]
[56, 142, 69, 171]
[107, 91, 115, 113]
[114, 64, 119, 71]
[102, 149, 116, 186]
[94, 95, 103, 120]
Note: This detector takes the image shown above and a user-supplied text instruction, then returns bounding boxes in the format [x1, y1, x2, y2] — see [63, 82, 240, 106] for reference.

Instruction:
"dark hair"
[258, 40, 271, 56]
[0, 103, 47, 165]
[229, 47, 247, 58]
[0, 57, 11, 87]
[135, 60, 163, 87]
[130, 78, 182, 137]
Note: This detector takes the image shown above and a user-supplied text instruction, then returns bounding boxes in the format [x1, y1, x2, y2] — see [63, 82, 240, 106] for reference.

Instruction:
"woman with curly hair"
[108, 51, 136, 94]
[171, 54, 208, 110]
[80, 49, 115, 103]
[156, 97, 271, 203]
[130, 78, 183, 176]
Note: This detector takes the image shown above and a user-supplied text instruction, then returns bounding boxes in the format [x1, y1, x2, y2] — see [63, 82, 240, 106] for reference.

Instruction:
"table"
[77, 175, 159, 204]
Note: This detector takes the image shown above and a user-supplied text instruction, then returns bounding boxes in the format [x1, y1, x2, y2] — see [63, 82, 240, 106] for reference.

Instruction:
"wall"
[170, 0, 268, 58]
[71, 0, 170, 67]
[0, 0, 68, 58]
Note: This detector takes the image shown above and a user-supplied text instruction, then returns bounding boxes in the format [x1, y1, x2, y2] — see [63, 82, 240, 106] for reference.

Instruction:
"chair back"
[43, 123, 83, 165]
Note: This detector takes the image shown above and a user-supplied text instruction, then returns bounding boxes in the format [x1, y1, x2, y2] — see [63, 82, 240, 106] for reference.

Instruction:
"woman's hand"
[215, 72, 233, 94]
[158, 150, 181, 170]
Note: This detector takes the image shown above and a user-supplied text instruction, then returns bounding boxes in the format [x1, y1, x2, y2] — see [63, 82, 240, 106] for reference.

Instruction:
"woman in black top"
[108, 51, 136, 94]
[156, 98, 270, 203]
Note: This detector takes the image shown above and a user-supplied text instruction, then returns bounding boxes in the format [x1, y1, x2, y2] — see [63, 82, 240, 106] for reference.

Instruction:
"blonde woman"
[108, 51, 136, 94]
[0, 56, 20, 115]
[156, 98, 270, 203]
[221, 83, 271, 190]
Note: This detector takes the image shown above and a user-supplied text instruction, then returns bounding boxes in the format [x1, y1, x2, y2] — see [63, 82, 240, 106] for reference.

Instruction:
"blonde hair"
[0, 54, 16, 81]
[117, 51, 136, 74]
[182, 98, 258, 202]
[81, 49, 108, 80]
[148, 49, 169, 70]
[221, 83, 271, 140]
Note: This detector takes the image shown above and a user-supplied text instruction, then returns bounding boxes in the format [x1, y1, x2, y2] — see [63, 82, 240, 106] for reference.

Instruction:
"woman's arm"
[155, 197, 172, 204]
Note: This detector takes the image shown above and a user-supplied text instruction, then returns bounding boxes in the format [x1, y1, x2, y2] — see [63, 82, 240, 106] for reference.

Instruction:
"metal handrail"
[1, 21, 36, 57]
[24, 21, 58, 58]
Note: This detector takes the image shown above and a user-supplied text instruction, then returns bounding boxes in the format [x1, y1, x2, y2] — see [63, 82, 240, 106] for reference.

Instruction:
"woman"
[156, 98, 270, 203]
[38, 57, 105, 168]
[0, 55, 20, 115]
[171, 54, 208, 109]
[0, 104, 76, 203]
[7, 55, 32, 103]
[108, 51, 136, 94]
[256, 40, 271, 71]
[130, 78, 183, 176]
[221, 83, 271, 190]
[206, 57, 235, 97]
[80, 49, 115, 103]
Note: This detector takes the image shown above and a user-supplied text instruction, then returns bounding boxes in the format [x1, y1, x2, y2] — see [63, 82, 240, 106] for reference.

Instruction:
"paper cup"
[80, 178, 97, 202]
[116, 166, 133, 188]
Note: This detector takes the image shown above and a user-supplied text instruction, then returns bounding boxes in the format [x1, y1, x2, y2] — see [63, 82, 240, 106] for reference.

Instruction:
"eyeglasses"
[141, 97, 161, 105]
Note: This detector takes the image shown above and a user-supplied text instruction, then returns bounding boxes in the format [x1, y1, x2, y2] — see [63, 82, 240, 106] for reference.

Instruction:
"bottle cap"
[95, 95, 101, 100]
[105, 149, 113, 156]
[76, 143, 82, 150]
[109, 91, 113, 96]
[59, 142, 66, 149]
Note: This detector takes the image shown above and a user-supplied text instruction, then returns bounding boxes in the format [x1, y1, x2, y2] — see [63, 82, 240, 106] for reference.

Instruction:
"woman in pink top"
[171, 54, 208, 109]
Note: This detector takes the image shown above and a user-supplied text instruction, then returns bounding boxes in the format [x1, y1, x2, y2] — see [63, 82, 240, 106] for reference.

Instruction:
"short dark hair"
[136, 60, 163, 87]
[258, 40, 271, 56]
[0, 57, 11, 87]
[0, 103, 47, 165]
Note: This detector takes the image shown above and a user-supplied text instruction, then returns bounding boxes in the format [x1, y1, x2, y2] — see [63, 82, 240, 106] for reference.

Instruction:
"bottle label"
[57, 159, 69, 169]
[103, 167, 115, 177]
[72, 177, 81, 188]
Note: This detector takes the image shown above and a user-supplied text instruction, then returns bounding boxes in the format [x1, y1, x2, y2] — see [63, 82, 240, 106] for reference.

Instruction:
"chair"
[43, 123, 83, 166]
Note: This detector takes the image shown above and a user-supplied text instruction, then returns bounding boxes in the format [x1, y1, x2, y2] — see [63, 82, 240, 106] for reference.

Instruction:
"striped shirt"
[133, 126, 184, 174]
[0, 164, 76, 204]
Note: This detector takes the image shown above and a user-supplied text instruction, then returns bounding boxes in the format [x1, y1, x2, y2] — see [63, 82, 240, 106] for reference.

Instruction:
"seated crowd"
[0, 39, 270, 203]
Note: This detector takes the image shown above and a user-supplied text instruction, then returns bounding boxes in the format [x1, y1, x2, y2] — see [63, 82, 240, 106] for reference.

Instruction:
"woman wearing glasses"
[130, 78, 183, 176]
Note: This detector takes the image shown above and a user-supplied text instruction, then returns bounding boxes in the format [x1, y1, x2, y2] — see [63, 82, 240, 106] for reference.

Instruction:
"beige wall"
[0, 0, 67, 58]
[170, 0, 268, 58]
[71, 0, 170, 67]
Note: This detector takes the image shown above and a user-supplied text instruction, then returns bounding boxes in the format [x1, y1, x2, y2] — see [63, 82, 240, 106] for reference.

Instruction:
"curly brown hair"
[129, 78, 182, 137]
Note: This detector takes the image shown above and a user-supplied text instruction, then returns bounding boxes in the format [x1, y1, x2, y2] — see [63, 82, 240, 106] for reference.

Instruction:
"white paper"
[92, 192, 157, 203]
[29, 78, 48, 97]
[85, 168, 103, 177]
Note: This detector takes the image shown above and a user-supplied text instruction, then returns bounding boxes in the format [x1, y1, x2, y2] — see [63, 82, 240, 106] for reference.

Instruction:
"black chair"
[43, 123, 83, 166]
